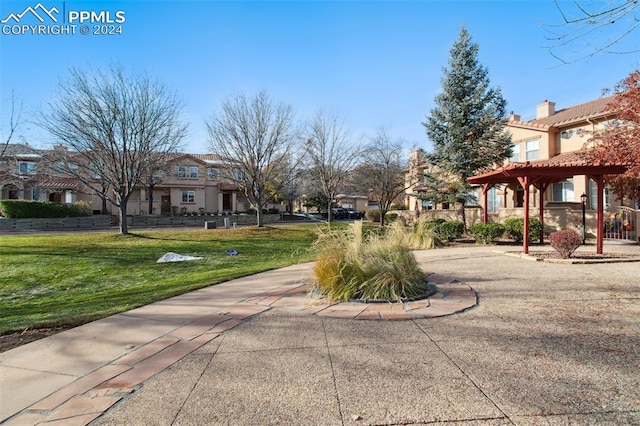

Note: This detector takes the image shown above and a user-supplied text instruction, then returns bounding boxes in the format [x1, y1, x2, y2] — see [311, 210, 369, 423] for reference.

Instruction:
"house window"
[467, 189, 480, 206]
[487, 186, 499, 214]
[178, 166, 187, 179]
[65, 190, 73, 204]
[525, 139, 539, 161]
[31, 188, 43, 201]
[588, 180, 610, 210]
[189, 166, 198, 179]
[181, 190, 195, 203]
[19, 162, 37, 175]
[509, 143, 520, 162]
[207, 167, 219, 180]
[552, 181, 574, 202]
[421, 200, 433, 210]
[235, 170, 244, 181]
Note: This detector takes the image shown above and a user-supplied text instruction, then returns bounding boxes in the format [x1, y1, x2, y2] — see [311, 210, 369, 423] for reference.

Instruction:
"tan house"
[0, 144, 87, 205]
[405, 96, 638, 238]
[0, 146, 256, 217]
[104, 153, 250, 216]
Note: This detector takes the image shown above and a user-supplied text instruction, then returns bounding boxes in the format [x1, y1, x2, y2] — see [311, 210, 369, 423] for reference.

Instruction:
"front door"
[161, 195, 171, 215]
[223, 193, 232, 211]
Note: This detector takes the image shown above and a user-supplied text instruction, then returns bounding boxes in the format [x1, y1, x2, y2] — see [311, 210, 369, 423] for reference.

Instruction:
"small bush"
[390, 203, 407, 210]
[470, 222, 506, 244]
[504, 217, 543, 242]
[365, 209, 381, 223]
[437, 220, 464, 241]
[549, 230, 582, 258]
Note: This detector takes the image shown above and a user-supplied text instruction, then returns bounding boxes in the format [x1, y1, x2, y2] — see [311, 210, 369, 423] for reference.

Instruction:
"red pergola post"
[535, 183, 549, 245]
[482, 183, 491, 224]
[517, 176, 531, 254]
[589, 174, 605, 255]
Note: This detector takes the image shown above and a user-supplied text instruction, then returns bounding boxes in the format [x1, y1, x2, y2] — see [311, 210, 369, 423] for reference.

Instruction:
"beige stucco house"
[405, 96, 638, 239]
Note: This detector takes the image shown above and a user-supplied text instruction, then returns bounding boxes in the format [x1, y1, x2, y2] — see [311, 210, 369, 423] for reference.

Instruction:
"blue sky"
[1, 0, 638, 154]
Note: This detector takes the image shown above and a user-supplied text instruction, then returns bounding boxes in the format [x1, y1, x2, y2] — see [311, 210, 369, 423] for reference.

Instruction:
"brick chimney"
[508, 111, 521, 122]
[536, 100, 555, 119]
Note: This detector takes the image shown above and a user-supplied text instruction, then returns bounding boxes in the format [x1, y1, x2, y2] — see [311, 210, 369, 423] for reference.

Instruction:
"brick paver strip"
[2, 412, 49, 426]
[224, 304, 271, 320]
[44, 395, 121, 423]
[170, 313, 230, 340]
[209, 318, 242, 333]
[316, 303, 368, 319]
[97, 333, 216, 390]
[29, 364, 131, 411]
[112, 335, 180, 366]
[41, 412, 106, 426]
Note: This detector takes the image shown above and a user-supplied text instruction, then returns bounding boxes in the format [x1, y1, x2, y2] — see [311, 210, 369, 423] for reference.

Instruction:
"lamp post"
[580, 193, 587, 244]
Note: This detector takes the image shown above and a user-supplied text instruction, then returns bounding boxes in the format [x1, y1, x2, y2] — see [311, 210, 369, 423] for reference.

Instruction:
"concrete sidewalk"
[2, 245, 640, 425]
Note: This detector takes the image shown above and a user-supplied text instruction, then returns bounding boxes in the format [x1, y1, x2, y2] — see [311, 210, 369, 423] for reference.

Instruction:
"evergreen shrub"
[469, 222, 505, 244]
[504, 217, 543, 242]
[549, 230, 582, 258]
[437, 220, 464, 241]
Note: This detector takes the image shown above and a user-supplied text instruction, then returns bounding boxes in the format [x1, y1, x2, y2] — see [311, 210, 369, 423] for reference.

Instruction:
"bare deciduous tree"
[206, 91, 300, 227]
[353, 129, 418, 227]
[40, 64, 187, 234]
[545, 0, 640, 64]
[1, 91, 24, 158]
[305, 111, 361, 223]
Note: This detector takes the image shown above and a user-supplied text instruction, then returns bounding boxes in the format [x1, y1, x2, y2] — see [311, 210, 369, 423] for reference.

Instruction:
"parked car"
[344, 208, 362, 219]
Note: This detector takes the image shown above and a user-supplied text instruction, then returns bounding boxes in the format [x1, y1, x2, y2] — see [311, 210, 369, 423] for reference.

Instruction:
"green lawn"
[0, 225, 320, 334]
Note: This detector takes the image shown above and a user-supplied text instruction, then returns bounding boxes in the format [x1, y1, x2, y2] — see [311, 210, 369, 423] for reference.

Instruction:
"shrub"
[385, 213, 398, 223]
[437, 220, 464, 241]
[365, 209, 381, 222]
[549, 230, 582, 258]
[313, 221, 428, 302]
[0, 200, 87, 219]
[470, 222, 506, 244]
[390, 203, 407, 210]
[504, 217, 543, 242]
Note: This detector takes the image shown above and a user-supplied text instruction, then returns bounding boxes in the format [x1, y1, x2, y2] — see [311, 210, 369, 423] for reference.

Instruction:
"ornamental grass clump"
[384, 218, 441, 250]
[549, 229, 582, 258]
[313, 222, 428, 302]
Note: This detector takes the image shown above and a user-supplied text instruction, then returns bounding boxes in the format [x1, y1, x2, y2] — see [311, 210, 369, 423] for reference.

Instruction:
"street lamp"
[580, 193, 587, 244]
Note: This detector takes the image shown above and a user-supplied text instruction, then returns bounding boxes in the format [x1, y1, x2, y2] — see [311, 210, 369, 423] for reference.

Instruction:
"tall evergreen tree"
[422, 26, 512, 227]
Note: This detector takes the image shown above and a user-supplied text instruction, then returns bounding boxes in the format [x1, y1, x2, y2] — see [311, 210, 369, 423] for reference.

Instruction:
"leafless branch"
[544, 0, 640, 64]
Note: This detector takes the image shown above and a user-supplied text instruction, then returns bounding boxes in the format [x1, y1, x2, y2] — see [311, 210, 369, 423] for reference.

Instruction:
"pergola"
[467, 151, 628, 254]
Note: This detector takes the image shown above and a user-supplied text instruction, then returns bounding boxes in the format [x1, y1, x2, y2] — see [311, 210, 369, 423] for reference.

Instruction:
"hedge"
[0, 200, 89, 219]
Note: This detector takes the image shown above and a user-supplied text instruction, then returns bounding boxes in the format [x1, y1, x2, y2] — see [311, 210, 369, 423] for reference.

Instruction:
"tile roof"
[509, 96, 615, 130]
[38, 177, 80, 189]
[467, 150, 629, 186]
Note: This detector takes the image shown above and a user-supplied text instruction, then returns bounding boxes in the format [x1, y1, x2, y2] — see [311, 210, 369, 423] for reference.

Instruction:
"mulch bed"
[0, 326, 71, 353]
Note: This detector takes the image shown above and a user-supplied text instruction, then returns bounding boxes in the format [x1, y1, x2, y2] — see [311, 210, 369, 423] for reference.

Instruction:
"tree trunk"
[460, 200, 467, 232]
[379, 207, 386, 228]
[119, 201, 129, 235]
[327, 200, 333, 224]
[256, 205, 264, 227]
[148, 184, 154, 215]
